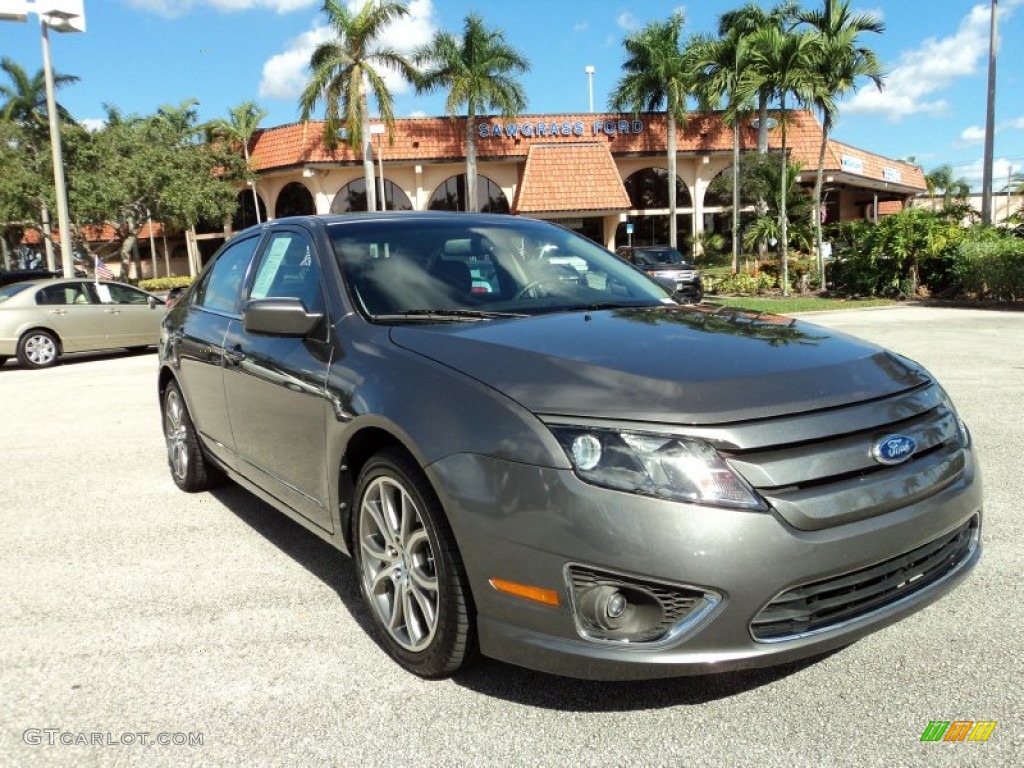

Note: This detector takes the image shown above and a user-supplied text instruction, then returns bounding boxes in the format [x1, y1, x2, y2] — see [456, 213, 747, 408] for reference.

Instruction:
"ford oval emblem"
[872, 434, 917, 465]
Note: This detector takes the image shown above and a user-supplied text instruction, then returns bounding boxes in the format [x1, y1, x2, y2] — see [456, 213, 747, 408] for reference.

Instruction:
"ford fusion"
[158, 213, 981, 680]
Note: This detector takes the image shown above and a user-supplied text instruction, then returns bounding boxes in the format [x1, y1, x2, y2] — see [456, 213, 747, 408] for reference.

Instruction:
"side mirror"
[243, 298, 323, 337]
[148, 295, 160, 309]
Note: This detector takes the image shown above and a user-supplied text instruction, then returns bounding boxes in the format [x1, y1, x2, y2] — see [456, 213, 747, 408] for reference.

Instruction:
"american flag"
[95, 256, 113, 280]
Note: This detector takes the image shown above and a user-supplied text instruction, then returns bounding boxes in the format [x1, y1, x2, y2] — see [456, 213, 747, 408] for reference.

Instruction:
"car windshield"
[329, 217, 672, 320]
[0, 283, 32, 303]
[634, 248, 687, 267]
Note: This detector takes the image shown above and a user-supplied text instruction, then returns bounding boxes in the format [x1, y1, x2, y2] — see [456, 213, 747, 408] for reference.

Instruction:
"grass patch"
[704, 295, 899, 314]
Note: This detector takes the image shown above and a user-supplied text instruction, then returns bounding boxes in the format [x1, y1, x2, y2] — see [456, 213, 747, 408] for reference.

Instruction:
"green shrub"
[139, 276, 194, 292]
[953, 236, 1024, 301]
[708, 271, 778, 295]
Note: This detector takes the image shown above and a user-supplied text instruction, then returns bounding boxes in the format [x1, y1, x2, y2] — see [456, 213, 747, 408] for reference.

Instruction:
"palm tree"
[299, 0, 417, 212]
[799, 0, 885, 284]
[718, 2, 798, 153]
[610, 11, 691, 250]
[154, 98, 205, 145]
[738, 27, 819, 296]
[687, 30, 754, 272]
[925, 164, 971, 207]
[415, 13, 528, 213]
[209, 101, 268, 223]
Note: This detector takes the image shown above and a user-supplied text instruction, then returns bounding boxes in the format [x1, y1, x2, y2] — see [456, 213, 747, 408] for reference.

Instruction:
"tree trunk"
[465, 112, 478, 213]
[40, 202, 56, 273]
[1, 235, 10, 271]
[813, 123, 829, 289]
[359, 75, 377, 213]
[667, 118, 678, 250]
[731, 120, 740, 273]
[758, 94, 770, 153]
[244, 144, 262, 224]
[779, 102, 789, 298]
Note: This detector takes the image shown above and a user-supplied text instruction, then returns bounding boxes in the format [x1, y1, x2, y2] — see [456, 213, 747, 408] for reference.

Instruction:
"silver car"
[0, 278, 165, 369]
[159, 213, 981, 680]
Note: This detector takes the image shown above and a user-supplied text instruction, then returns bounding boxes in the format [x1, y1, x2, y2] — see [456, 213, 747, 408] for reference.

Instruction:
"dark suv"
[159, 213, 981, 680]
[617, 245, 702, 302]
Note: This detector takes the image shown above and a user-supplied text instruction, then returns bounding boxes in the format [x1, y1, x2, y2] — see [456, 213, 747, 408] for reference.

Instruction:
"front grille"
[720, 382, 969, 531]
[751, 516, 979, 641]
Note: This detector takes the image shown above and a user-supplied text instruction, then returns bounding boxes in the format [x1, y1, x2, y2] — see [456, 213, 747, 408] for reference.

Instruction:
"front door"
[223, 229, 334, 532]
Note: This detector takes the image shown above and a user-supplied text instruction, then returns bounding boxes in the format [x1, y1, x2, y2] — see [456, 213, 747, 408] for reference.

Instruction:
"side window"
[99, 283, 150, 305]
[194, 235, 261, 315]
[36, 283, 91, 306]
[248, 232, 324, 314]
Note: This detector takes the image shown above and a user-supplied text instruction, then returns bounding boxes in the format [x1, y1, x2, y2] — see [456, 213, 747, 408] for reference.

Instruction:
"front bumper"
[426, 452, 982, 680]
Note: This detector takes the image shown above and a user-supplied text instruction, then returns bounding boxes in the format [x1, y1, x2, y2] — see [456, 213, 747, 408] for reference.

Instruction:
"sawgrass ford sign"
[479, 118, 646, 139]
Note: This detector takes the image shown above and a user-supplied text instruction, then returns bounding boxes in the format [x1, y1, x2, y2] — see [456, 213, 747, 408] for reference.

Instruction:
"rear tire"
[17, 329, 59, 369]
[352, 449, 475, 678]
[162, 380, 220, 492]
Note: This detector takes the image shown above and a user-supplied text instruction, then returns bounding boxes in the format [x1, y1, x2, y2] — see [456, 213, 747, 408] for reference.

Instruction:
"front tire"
[352, 449, 475, 678]
[162, 380, 220, 492]
[17, 329, 59, 369]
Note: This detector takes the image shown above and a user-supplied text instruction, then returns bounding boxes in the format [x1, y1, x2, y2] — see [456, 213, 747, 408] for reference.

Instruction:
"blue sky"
[2, 0, 1022, 191]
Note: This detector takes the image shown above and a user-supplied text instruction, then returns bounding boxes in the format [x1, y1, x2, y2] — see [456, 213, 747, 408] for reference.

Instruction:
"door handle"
[104, 309, 121, 314]
[49, 309, 67, 315]
[223, 346, 247, 367]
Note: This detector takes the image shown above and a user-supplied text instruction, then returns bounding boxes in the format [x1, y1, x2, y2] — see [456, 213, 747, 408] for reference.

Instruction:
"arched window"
[704, 167, 736, 208]
[331, 178, 413, 213]
[232, 189, 267, 231]
[275, 182, 315, 218]
[623, 168, 691, 210]
[428, 174, 509, 213]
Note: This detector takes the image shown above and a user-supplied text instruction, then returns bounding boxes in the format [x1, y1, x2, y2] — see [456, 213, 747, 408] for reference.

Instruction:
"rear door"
[34, 282, 107, 352]
[223, 227, 334, 532]
[92, 282, 164, 347]
[174, 233, 263, 470]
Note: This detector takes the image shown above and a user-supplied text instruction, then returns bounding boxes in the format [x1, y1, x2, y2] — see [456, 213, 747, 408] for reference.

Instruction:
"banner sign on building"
[883, 167, 902, 183]
[480, 118, 645, 140]
[841, 154, 865, 174]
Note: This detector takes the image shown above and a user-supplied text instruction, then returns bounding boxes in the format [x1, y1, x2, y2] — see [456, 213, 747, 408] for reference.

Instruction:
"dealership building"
[22, 109, 924, 278]
[237, 109, 926, 254]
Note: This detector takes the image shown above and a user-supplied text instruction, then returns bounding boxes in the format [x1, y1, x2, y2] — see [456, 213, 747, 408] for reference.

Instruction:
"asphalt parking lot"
[1, 305, 1021, 767]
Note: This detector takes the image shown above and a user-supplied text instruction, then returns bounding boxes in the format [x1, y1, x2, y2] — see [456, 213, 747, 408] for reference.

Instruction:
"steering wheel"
[514, 277, 570, 300]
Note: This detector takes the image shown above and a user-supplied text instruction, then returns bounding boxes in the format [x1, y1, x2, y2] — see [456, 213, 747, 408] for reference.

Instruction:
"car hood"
[389, 305, 930, 423]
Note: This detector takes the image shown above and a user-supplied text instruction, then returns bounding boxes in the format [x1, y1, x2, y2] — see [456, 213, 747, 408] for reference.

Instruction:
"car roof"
[231, 211, 550, 238]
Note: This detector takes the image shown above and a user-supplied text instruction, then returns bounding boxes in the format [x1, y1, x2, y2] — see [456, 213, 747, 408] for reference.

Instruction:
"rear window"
[0, 283, 32, 303]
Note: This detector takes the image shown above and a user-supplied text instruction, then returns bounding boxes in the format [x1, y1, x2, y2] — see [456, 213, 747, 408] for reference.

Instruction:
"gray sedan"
[158, 213, 981, 681]
[0, 278, 165, 369]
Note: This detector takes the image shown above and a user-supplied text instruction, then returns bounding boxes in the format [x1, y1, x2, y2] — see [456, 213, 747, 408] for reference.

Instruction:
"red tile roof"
[513, 142, 630, 214]
[249, 110, 925, 192]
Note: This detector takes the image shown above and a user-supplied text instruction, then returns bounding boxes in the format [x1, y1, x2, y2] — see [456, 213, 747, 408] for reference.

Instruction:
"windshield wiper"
[370, 308, 528, 323]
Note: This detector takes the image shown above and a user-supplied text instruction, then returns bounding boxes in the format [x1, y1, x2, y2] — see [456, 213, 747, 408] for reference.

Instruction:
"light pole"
[981, 0, 998, 225]
[1, 1, 86, 278]
[584, 65, 595, 113]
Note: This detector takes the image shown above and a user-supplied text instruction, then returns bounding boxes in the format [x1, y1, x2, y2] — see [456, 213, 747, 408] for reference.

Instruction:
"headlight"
[940, 390, 971, 449]
[551, 427, 767, 510]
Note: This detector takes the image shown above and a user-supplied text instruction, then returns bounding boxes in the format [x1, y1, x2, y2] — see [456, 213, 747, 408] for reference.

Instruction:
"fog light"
[606, 591, 627, 619]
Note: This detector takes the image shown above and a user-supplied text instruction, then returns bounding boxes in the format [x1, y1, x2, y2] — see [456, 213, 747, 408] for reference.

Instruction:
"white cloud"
[951, 156, 1018, 192]
[844, 3, 1004, 121]
[80, 118, 106, 132]
[126, 0, 316, 17]
[259, 0, 438, 102]
[1012, 116, 1024, 130]
[959, 125, 985, 144]
[259, 26, 333, 100]
[616, 12, 639, 32]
